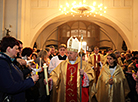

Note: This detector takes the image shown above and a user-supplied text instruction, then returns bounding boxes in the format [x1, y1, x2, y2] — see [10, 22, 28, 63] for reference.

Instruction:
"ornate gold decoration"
[59, 0, 107, 17]
[67, 48, 78, 52]
[69, 38, 72, 47]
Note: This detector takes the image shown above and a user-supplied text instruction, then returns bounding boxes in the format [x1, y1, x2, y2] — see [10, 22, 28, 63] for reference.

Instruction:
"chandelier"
[59, 1, 107, 17]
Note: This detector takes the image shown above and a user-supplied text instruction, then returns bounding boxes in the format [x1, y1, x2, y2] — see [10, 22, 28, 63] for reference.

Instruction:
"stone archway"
[31, 14, 131, 51]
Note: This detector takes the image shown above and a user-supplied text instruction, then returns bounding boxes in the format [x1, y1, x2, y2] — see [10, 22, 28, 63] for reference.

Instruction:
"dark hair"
[18, 40, 23, 44]
[108, 53, 117, 60]
[125, 53, 131, 58]
[37, 49, 40, 53]
[132, 51, 138, 57]
[49, 46, 55, 49]
[0, 36, 19, 52]
[99, 50, 102, 54]
[107, 53, 117, 65]
[31, 53, 37, 59]
[132, 56, 136, 60]
[21, 47, 33, 57]
[107, 48, 113, 52]
[45, 47, 51, 52]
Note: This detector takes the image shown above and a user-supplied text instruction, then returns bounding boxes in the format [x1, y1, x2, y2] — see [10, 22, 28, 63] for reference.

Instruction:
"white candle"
[36, 64, 38, 75]
[43, 63, 49, 95]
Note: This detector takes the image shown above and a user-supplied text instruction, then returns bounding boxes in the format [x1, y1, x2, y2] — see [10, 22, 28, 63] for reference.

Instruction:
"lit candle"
[36, 64, 38, 75]
[43, 63, 49, 95]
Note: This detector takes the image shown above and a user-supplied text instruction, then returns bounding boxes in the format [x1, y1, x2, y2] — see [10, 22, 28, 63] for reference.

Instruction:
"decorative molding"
[30, 0, 132, 8]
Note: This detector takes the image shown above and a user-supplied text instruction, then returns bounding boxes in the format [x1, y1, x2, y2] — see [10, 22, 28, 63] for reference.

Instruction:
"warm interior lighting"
[59, 0, 107, 17]
[82, 42, 87, 45]
[79, 41, 87, 52]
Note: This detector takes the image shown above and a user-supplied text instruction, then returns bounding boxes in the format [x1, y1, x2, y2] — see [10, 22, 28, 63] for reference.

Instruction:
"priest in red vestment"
[88, 47, 105, 83]
[48, 37, 95, 102]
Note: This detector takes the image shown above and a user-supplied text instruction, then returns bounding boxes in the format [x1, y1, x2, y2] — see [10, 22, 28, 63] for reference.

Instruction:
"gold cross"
[70, 73, 74, 81]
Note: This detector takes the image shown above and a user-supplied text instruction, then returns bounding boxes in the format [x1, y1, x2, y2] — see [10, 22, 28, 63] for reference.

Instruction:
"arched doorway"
[31, 14, 131, 51]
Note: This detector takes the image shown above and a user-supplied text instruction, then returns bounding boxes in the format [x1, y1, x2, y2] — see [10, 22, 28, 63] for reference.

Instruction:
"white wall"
[132, 0, 138, 51]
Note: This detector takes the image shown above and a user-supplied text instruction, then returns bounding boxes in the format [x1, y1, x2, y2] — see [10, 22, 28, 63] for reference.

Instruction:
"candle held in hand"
[36, 64, 38, 75]
[43, 63, 49, 95]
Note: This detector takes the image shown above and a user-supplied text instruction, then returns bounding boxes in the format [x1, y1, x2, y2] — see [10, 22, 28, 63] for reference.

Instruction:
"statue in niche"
[5, 28, 11, 36]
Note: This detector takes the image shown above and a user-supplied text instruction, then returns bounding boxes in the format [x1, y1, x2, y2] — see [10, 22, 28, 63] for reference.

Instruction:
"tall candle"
[43, 63, 49, 95]
[36, 64, 38, 75]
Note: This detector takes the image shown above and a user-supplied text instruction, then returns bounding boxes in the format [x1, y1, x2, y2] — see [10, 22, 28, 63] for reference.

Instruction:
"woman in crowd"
[31, 53, 37, 61]
[21, 47, 39, 102]
[34, 50, 49, 102]
[0, 36, 39, 102]
[20, 47, 34, 79]
[45, 47, 51, 67]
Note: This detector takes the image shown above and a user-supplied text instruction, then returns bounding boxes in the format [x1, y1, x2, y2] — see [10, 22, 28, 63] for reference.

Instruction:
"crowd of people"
[0, 36, 138, 102]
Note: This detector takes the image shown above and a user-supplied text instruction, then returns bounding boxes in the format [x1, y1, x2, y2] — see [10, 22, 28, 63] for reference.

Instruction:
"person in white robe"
[48, 44, 67, 74]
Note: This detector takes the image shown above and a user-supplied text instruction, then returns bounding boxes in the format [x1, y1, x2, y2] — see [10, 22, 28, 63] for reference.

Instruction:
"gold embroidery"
[68, 66, 76, 82]
[69, 38, 72, 47]
[68, 93, 74, 97]
[67, 48, 78, 52]
[68, 81, 74, 86]
[66, 64, 77, 102]
[70, 73, 74, 81]
[67, 88, 73, 92]
[67, 65, 77, 86]
[67, 89, 74, 97]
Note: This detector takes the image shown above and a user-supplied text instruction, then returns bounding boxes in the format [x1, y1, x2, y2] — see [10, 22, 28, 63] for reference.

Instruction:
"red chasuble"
[66, 63, 89, 102]
[94, 55, 100, 82]
[66, 63, 78, 102]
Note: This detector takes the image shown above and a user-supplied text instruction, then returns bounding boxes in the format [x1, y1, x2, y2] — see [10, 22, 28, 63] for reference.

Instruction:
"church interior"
[1, 1, 138, 102]
[0, 0, 138, 51]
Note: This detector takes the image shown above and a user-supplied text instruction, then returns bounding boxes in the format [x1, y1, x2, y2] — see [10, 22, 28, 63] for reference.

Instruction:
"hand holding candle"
[43, 63, 49, 95]
[132, 70, 138, 79]
[36, 64, 38, 75]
